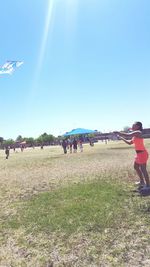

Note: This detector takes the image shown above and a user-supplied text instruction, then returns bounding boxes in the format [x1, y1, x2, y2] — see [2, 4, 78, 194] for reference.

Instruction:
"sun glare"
[37, 0, 56, 77]
[65, 0, 79, 34]
[31, 0, 55, 95]
[31, 0, 79, 97]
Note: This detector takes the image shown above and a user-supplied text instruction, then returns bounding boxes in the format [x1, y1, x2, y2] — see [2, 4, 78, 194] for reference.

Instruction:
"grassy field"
[1, 141, 150, 267]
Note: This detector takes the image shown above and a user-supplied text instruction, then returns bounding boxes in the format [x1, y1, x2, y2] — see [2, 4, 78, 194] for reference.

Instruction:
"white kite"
[0, 60, 24, 75]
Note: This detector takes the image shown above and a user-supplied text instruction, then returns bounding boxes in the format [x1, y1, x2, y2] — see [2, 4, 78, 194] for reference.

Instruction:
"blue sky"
[0, 0, 150, 139]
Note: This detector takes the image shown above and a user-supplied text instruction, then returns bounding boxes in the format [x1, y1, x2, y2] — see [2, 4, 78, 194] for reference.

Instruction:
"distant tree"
[47, 134, 55, 143]
[36, 136, 43, 145]
[16, 135, 23, 142]
[3, 139, 14, 147]
[37, 133, 55, 145]
[88, 133, 95, 138]
[24, 137, 35, 146]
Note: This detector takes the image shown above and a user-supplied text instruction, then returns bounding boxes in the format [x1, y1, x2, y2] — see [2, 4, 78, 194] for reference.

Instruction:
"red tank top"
[132, 136, 145, 150]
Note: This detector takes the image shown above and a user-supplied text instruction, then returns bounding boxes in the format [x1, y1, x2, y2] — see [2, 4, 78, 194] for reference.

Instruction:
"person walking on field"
[73, 138, 78, 153]
[78, 139, 83, 152]
[114, 121, 150, 193]
[68, 139, 73, 153]
[62, 139, 67, 154]
[5, 146, 10, 159]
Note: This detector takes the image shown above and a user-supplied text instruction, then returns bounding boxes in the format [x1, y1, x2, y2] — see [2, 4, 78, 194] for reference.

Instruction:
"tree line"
[0, 133, 58, 148]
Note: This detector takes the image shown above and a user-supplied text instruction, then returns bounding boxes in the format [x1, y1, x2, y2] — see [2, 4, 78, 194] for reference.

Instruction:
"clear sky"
[0, 0, 150, 139]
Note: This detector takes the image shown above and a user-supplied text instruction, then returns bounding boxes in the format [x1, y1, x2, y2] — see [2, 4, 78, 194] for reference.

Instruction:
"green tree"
[16, 135, 23, 142]
[3, 139, 14, 147]
[37, 133, 55, 145]
[24, 137, 35, 146]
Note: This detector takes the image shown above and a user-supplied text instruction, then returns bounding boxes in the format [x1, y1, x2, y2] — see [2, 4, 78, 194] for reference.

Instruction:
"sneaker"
[138, 184, 145, 190]
[140, 186, 150, 196]
[140, 186, 150, 192]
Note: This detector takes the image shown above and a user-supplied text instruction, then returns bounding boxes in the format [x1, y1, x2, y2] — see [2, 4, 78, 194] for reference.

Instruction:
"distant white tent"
[0, 60, 23, 75]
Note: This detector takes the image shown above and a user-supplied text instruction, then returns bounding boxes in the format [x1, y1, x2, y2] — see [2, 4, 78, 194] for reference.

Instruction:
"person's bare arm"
[118, 136, 133, 145]
[114, 130, 141, 138]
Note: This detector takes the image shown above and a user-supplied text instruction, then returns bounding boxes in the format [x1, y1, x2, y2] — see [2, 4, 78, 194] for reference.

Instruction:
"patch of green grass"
[5, 179, 129, 235]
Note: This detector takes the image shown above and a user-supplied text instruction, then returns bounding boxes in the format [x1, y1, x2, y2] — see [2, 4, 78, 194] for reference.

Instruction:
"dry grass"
[1, 141, 150, 266]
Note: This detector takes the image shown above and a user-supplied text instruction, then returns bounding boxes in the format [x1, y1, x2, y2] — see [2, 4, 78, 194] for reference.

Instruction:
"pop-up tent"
[63, 128, 97, 137]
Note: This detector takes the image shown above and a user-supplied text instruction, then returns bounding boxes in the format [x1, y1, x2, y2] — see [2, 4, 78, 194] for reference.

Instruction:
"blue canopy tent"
[63, 128, 97, 137]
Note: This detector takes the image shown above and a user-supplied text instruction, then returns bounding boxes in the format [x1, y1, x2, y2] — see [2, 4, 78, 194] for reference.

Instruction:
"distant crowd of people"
[3, 121, 150, 196]
[3, 138, 95, 159]
[61, 138, 84, 154]
[4, 144, 26, 159]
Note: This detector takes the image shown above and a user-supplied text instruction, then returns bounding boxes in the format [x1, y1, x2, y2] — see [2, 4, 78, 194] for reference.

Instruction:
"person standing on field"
[114, 121, 150, 193]
[5, 146, 10, 159]
[73, 138, 78, 153]
[62, 139, 67, 154]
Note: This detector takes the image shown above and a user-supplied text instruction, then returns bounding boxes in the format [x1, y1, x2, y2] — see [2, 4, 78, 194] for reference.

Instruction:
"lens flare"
[65, 0, 79, 34]
[31, 0, 79, 96]
[37, 0, 55, 74]
[31, 0, 56, 95]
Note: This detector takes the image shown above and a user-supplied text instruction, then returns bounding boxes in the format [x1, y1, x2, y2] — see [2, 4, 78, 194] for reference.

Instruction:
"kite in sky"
[0, 60, 23, 75]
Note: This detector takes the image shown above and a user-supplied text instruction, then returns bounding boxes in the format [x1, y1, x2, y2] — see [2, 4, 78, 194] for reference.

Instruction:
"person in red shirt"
[114, 122, 150, 191]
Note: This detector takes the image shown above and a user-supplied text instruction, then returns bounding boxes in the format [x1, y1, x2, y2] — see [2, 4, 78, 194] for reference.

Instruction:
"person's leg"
[134, 162, 145, 184]
[140, 164, 150, 187]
